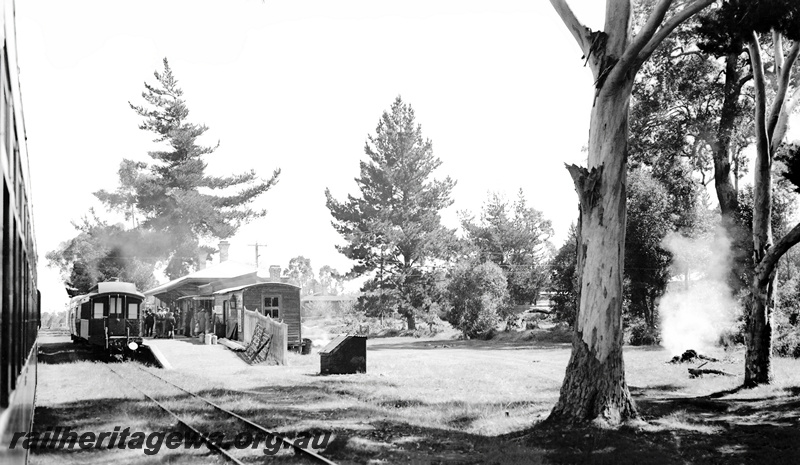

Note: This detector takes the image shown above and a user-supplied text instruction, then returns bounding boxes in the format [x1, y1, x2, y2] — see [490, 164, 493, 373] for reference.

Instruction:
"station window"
[263, 296, 280, 319]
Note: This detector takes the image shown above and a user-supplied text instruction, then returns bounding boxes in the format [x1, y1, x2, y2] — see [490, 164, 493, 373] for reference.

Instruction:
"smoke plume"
[658, 226, 739, 355]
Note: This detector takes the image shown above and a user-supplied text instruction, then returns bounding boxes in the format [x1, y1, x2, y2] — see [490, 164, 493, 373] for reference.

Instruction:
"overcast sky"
[17, 1, 612, 311]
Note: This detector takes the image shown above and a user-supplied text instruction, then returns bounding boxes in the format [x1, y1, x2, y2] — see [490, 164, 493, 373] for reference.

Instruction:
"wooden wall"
[217, 283, 301, 347]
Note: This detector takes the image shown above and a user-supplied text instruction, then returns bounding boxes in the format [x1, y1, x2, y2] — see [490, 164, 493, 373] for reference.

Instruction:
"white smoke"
[658, 226, 739, 355]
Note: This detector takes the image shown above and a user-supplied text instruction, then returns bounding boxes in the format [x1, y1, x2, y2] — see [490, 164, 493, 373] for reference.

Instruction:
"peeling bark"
[551, 84, 634, 423]
[547, 0, 715, 423]
[549, 332, 636, 424]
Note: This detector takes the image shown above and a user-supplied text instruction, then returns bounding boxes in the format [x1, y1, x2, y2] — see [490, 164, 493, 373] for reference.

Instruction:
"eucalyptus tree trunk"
[745, 34, 774, 386]
[551, 82, 637, 423]
[547, 0, 715, 424]
[744, 32, 800, 386]
[712, 52, 751, 294]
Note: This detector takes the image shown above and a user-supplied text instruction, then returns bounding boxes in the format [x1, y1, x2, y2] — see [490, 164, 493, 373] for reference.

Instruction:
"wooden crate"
[319, 335, 367, 375]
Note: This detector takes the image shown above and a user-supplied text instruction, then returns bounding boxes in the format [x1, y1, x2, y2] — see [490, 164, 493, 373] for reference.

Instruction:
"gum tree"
[547, 0, 715, 424]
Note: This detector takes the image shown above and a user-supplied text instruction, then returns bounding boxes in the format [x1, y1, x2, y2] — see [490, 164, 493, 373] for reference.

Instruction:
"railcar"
[68, 281, 145, 352]
[0, 1, 41, 463]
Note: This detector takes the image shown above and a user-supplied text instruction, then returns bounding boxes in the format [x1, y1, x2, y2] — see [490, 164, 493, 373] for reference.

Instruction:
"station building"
[144, 241, 303, 349]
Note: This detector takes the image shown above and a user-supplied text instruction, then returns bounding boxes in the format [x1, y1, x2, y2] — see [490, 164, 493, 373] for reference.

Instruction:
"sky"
[16, 0, 610, 311]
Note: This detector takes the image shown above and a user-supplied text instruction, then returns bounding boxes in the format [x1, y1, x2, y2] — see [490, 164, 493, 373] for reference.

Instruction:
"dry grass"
[30, 333, 800, 464]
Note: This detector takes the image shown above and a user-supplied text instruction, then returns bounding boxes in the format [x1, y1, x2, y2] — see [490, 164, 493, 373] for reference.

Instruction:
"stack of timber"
[218, 338, 246, 352]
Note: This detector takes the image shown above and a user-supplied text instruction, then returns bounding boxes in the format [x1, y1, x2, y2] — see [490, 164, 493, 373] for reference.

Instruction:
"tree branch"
[772, 85, 800, 154]
[737, 73, 754, 91]
[773, 30, 784, 74]
[618, 0, 674, 72]
[756, 221, 800, 288]
[549, 0, 593, 64]
[635, 0, 717, 68]
[748, 32, 773, 257]
[767, 40, 800, 148]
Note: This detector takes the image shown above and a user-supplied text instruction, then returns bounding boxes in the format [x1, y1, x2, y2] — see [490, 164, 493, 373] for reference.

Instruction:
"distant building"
[301, 293, 359, 314]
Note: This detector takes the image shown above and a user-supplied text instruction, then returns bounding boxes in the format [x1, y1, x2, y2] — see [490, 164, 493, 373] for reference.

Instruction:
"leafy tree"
[698, 0, 800, 386]
[624, 168, 673, 334]
[548, 0, 716, 424]
[317, 265, 345, 295]
[631, 10, 755, 292]
[284, 256, 316, 295]
[445, 260, 509, 338]
[461, 190, 553, 306]
[95, 58, 280, 279]
[550, 224, 578, 326]
[325, 96, 456, 330]
[46, 213, 156, 294]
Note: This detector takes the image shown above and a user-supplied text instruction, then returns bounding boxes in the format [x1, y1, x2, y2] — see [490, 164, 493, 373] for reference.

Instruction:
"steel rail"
[106, 365, 246, 465]
[131, 364, 338, 465]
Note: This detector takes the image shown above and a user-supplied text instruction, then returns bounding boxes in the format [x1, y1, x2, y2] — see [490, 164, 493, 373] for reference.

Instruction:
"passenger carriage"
[0, 2, 41, 462]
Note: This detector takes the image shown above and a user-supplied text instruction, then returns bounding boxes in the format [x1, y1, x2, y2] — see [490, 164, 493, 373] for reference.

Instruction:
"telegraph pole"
[248, 242, 265, 268]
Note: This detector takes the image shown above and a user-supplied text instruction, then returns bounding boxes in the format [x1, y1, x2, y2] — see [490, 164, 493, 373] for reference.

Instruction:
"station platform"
[143, 336, 246, 371]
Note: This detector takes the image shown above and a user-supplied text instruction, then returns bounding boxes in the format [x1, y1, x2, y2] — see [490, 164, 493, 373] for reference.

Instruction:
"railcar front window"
[109, 297, 120, 318]
[93, 302, 104, 319]
[128, 302, 139, 319]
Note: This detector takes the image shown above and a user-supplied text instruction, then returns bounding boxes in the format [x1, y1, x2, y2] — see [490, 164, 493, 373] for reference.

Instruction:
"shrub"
[628, 321, 660, 346]
[774, 276, 800, 357]
[445, 260, 509, 338]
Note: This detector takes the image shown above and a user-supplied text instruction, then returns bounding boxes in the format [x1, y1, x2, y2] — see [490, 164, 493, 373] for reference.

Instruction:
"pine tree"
[96, 58, 280, 279]
[325, 96, 455, 329]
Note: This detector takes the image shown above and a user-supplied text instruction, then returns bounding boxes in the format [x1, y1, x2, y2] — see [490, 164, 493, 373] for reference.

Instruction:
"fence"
[242, 309, 288, 365]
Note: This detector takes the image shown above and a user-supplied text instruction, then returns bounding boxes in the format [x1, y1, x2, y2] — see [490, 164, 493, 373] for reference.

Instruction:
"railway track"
[106, 365, 337, 464]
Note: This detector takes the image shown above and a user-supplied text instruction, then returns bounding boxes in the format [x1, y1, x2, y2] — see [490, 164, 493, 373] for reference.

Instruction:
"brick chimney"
[268, 265, 281, 281]
[218, 240, 230, 262]
[197, 251, 208, 270]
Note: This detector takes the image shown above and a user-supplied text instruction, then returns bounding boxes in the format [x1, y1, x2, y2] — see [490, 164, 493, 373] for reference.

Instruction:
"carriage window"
[81, 302, 91, 319]
[263, 296, 280, 319]
[128, 303, 139, 319]
[93, 302, 104, 318]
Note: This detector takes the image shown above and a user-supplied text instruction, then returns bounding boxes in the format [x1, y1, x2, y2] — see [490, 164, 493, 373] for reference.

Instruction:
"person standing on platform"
[165, 311, 176, 339]
[144, 310, 155, 337]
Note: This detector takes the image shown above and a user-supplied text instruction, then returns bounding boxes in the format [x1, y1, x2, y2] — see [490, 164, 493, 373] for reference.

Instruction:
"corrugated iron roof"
[319, 334, 349, 354]
[145, 261, 257, 297]
[213, 281, 301, 295]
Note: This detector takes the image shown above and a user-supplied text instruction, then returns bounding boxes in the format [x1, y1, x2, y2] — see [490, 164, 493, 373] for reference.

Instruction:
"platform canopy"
[144, 261, 257, 302]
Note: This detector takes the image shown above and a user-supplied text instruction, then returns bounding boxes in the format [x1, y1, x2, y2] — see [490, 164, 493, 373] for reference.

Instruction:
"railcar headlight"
[127, 342, 139, 351]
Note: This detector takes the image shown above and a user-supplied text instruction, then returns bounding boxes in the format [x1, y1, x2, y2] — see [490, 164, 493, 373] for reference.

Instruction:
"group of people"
[144, 307, 179, 338]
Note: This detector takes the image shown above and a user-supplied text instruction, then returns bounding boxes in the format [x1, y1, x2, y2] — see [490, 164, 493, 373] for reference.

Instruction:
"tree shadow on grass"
[368, 338, 572, 352]
[513, 388, 800, 465]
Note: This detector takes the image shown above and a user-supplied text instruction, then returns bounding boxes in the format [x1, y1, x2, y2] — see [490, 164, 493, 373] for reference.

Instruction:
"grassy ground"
[30, 331, 800, 464]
